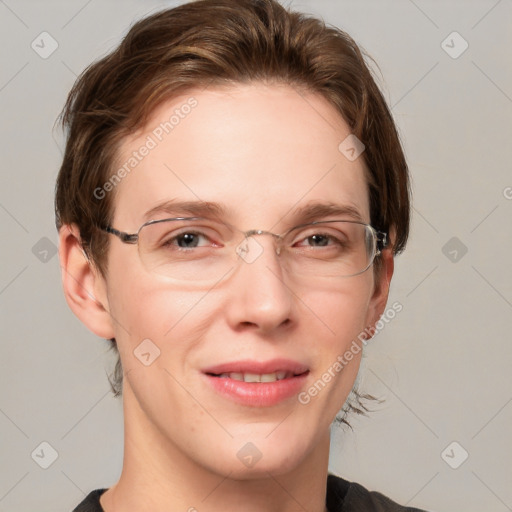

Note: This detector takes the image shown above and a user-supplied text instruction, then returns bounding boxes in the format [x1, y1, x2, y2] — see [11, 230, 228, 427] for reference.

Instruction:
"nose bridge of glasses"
[243, 228, 280, 238]
[234, 228, 284, 262]
[245, 229, 283, 249]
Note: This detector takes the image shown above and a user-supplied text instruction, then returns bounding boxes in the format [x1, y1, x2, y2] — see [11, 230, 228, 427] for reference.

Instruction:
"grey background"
[1, 1, 511, 511]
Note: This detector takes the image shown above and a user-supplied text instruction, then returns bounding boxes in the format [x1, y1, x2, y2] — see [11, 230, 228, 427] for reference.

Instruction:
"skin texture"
[59, 83, 394, 512]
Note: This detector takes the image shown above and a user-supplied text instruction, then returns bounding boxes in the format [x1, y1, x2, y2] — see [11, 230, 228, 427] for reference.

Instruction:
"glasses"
[102, 217, 388, 285]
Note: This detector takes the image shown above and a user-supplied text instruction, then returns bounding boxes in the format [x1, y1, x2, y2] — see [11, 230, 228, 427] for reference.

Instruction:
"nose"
[223, 234, 294, 334]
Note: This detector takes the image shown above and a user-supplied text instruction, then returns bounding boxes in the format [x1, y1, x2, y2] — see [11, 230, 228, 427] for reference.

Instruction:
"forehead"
[111, 83, 370, 229]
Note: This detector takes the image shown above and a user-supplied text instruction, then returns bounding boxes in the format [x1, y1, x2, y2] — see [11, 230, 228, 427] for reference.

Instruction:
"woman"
[56, 0, 426, 510]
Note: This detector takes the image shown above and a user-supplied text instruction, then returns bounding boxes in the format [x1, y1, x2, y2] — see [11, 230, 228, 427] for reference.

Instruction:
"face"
[94, 83, 389, 478]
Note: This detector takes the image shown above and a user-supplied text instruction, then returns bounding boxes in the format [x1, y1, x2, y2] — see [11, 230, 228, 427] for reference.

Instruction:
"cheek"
[298, 279, 373, 415]
[105, 262, 213, 369]
[302, 276, 373, 343]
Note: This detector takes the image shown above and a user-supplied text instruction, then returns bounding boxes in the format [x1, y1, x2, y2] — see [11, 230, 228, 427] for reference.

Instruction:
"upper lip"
[203, 358, 309, 376]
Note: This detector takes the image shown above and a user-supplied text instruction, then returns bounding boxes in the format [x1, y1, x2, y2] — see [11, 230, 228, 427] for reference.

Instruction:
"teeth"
[217, 371, 292, 382]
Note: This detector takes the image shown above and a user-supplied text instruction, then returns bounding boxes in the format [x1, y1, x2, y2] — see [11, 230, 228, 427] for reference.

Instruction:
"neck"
[100, 383, 331, 512]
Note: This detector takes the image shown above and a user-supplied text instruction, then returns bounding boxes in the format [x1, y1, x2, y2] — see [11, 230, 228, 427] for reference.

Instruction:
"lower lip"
[204, 373, 309, 407]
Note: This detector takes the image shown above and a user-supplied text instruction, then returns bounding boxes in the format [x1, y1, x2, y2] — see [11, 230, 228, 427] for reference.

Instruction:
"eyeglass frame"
[100, 216, 389, 277]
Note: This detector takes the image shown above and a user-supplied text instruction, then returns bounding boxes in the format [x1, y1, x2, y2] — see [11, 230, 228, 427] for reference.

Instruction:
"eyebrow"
[288, 201, 365, 224]
[142, 199, 365, 225]
[143, 199, 227, 222]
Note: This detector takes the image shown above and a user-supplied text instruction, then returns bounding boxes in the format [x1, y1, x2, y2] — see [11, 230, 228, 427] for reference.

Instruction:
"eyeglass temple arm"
[376, 231, 388, 252]
[103, 226, 138, 244]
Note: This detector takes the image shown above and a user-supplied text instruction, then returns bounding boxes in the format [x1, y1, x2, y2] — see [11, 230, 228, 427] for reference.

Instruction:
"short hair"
[55, 0, 410, 407]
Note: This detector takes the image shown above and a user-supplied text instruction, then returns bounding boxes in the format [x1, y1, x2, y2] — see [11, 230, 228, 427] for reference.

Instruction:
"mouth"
[202, 359, 310, 407]
[202, 358, 309, 376]
[207, 370, 305, 383]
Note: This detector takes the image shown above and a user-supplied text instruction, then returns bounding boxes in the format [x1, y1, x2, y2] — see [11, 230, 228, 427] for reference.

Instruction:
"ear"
[364, 232, 395, 335]
[58, 224, 115, 339]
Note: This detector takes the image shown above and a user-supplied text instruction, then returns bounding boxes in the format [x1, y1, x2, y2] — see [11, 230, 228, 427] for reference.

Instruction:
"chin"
[199, 425, 316, 479]
[212, 451, 308, 481]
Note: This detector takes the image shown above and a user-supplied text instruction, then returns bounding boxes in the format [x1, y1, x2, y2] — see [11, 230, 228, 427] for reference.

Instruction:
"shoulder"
[327, 474, 430, 512]
[71, 488, 107, 512]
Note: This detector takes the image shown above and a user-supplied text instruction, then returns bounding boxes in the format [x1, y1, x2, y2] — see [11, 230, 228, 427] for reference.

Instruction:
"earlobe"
[58, 224, 115, 339]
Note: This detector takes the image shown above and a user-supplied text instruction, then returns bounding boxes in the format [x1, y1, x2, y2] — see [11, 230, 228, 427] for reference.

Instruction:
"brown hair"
[55, 0, 410, 413]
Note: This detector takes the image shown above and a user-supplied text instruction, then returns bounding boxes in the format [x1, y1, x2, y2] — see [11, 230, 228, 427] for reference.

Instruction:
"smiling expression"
[95, 82, 389, 478]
